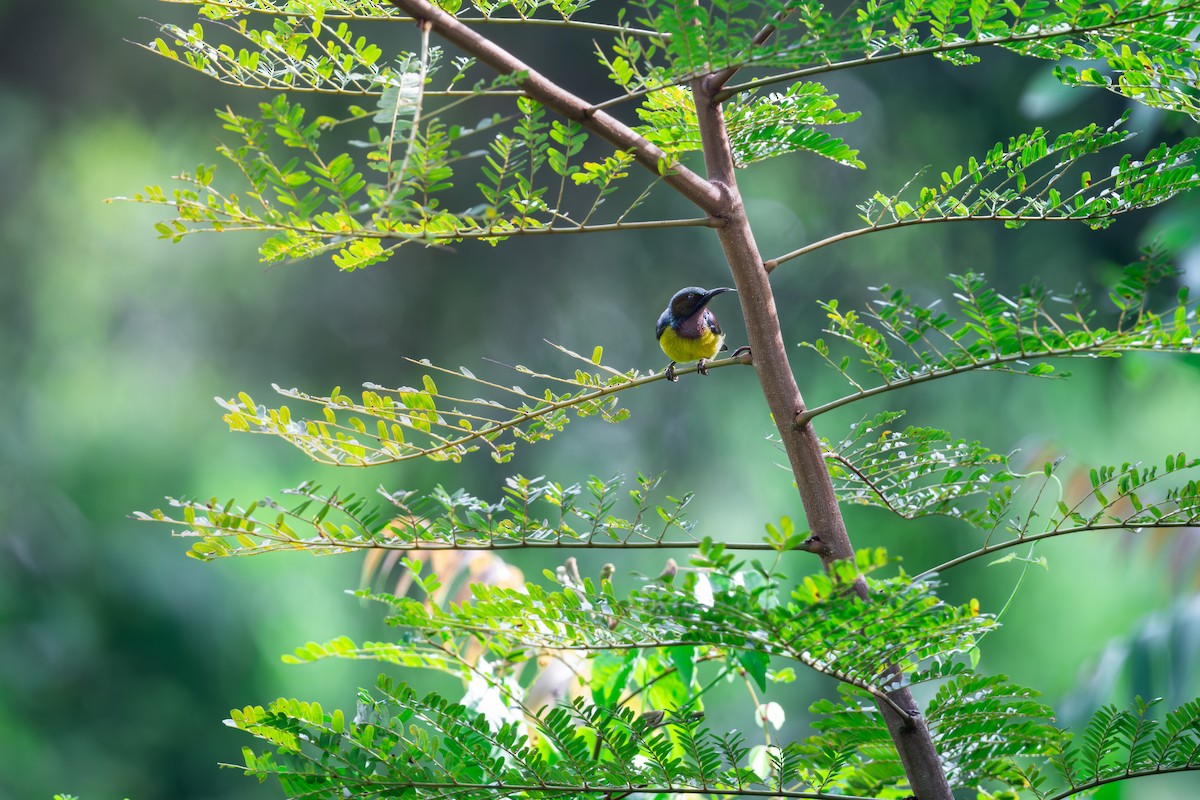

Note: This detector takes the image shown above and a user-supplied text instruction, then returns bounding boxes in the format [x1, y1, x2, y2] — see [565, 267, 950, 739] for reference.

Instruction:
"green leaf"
[668, 645, 697, 689]
[739, 650, 770, 693]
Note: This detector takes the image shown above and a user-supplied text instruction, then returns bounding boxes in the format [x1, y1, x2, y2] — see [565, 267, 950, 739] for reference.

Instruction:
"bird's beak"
[702, 287, 736, 304]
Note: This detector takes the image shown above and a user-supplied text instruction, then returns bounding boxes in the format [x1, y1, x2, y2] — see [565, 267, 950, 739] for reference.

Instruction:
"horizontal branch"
[393, 217, 722, 239]
[718, 37, 1017, 102]
[714, 1, 1200, 102]
[223, 352, 751, 467]
[794, 255, 1198, 436]
[921, 519, 1199, 577]
[115, 180, 719, 247]
[768, 213, 1121, 272]
[162, 529, 781, 555]
[768, 218, 955, 271]
[794, 340, 1103, 426]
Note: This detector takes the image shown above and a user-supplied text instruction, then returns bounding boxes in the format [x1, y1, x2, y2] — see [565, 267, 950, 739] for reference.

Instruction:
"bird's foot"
[731, 345, 752, 361]
[664, 362, 678, 382]
[697, 358, 711, 375]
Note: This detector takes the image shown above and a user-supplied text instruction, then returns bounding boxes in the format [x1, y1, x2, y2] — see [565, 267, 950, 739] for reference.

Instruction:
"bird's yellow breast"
[658, 325, 725, 362]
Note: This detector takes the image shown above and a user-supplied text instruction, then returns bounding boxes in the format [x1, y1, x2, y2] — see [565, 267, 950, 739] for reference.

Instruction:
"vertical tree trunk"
[691, 77, 954, 800]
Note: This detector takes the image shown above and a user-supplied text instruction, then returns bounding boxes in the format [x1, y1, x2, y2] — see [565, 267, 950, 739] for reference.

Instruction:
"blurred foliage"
[2, 1, 1199, 799]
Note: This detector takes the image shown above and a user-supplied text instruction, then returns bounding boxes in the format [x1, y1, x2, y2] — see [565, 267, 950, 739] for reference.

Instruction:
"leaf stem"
[795, 336, 1183, 426]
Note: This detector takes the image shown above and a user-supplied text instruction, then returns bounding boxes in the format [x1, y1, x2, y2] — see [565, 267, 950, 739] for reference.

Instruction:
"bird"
[656, 286, 736, 381]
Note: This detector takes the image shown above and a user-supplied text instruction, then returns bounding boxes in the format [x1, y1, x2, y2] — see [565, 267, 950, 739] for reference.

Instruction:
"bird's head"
[667, 286, 736, 320]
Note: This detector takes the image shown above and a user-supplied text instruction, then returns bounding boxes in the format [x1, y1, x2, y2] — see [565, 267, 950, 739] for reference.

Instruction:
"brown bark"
[691, 76, 953, 800]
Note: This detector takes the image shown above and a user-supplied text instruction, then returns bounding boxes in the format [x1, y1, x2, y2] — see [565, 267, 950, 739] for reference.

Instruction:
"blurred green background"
[2, 2, 1199, 798]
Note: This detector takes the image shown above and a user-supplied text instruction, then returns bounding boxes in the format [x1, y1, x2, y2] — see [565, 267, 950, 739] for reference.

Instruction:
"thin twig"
[920, 519, 1198, 578]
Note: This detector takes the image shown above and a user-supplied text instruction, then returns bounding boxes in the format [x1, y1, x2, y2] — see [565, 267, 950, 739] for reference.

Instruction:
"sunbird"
[656, 286, 736, 381]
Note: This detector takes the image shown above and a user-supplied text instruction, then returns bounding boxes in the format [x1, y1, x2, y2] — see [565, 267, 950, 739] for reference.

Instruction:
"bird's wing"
[705, 309, 729, 351]
[655, 310, 671, 341]
[704, 308, 723, 336]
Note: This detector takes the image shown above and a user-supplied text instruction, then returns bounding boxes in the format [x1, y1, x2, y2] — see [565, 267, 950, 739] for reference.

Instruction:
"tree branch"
[920, 520, 1199, 578]
[224, 352, 752, 467]
[767, 214, 1141, 272]
[766, 219, 959, 271]
[387, 0, 724, 214]
[795, 341, 1099, 425]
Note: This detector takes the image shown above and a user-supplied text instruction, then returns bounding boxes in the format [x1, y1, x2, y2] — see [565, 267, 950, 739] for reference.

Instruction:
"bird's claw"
[664, 362, 678, 382]
[697, 358, 710, 375]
